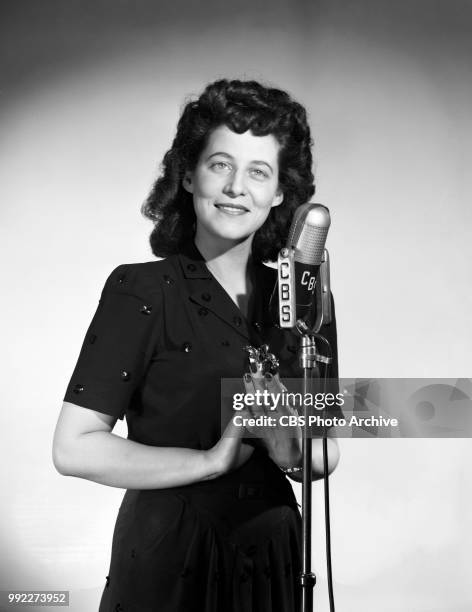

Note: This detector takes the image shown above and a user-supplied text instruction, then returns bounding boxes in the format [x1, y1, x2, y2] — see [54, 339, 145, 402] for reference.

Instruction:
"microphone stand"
[275, 236, 334, 611]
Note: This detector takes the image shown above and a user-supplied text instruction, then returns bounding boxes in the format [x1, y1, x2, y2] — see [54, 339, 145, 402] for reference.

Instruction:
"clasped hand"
[241, 371, 302, 469]
[207, 373, 302, 477]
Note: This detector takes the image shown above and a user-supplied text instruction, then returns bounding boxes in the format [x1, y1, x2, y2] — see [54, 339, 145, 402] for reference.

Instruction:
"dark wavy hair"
[142, 79, 315, 262]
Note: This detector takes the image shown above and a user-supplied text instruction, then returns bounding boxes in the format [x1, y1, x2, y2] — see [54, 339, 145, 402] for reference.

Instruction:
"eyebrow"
[207, 152, 273, 173]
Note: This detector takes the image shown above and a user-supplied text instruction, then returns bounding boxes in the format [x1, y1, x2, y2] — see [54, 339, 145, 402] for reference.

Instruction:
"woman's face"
[183, 125, 283, 247]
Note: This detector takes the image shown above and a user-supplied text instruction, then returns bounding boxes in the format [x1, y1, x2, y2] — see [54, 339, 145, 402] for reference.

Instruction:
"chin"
[206, 222, 257, 244]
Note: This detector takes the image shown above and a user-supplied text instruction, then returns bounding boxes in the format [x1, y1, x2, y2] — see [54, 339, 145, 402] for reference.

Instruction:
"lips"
[214, 203, 249, 214]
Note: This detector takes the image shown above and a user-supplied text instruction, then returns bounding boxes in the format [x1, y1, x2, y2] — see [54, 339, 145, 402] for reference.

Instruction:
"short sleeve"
[63, 264, 161, 420]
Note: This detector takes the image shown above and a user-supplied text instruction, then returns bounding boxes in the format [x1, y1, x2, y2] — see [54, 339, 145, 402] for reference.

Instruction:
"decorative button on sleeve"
[63, 265, 161, 420]
[140, 305, 153, 315]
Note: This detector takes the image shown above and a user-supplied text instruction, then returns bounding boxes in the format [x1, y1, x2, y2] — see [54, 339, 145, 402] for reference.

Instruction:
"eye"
[210, 161, 231, 173]
[249, 167, 269, 179]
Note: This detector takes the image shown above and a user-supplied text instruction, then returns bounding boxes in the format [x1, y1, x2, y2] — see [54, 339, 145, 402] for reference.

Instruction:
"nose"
[223, 169, 246, 197]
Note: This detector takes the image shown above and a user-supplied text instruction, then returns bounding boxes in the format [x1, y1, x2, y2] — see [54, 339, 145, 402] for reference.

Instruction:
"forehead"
[202, 125, 280, 164]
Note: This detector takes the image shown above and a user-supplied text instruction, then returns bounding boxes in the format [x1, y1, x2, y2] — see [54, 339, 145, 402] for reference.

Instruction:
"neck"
[194, 230, 256, 319]
[194, 230, 254, 280]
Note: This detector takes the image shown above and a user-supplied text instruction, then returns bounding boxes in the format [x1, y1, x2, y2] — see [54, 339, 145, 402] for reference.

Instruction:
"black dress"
[64, 242, 339, 612]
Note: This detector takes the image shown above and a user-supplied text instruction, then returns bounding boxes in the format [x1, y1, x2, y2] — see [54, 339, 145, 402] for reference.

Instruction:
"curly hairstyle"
[142, 79, 315, 262]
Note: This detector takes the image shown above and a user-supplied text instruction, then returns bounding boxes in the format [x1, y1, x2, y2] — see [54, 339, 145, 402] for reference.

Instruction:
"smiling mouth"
[214, 203, 249, 215]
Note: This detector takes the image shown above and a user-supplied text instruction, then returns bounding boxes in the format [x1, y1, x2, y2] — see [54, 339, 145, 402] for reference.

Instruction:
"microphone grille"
[287, 203, 331, 265]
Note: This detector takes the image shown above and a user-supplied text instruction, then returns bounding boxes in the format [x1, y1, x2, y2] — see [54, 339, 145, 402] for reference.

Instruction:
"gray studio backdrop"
[1, 1, 471, 611]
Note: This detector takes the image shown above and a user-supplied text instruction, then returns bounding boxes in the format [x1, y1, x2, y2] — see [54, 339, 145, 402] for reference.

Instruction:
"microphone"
[276, 203, 331, 331]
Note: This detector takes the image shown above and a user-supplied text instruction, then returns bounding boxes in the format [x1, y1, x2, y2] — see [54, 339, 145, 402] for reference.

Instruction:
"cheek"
[193, 172, 222, 197]
[253, 184, 279, 210]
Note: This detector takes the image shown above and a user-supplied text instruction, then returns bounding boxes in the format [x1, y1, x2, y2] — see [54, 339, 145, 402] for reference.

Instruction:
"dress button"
[140, 305, 152, 315]
[130, 549, 136, 558]
[182, 342, 192, 353]
[73, 384, 84, 394]
[233, 316, 242, 327]
[221, 340, 230, 347]
[187, 263, 197, 272]
[117, 274, 126, 284]
[201, 293, 211, 301]
[114, 604, 123, 611]
[121, 370, 131, 381]
[253, 321, 262, 331]
[163, 275, 174, 285]
[198, 307, 208, 316]
[88, 334, 97, 344]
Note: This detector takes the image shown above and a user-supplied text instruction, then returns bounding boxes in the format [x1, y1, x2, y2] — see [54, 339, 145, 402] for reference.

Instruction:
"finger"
[261, 372, 285, 414]
[264, 372, 286, 393]
[243, 373, 256, 417]
[274, 373, 288, 393]
[243, 372, 255, 394]
[263, 373, 299, 415]
[249, 372, 279, 417]
[243, 373, 265, 418]
[250, 372, 266, 393]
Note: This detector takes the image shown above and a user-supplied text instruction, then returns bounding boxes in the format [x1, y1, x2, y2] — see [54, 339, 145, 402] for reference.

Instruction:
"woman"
[53, 79, 340, 612]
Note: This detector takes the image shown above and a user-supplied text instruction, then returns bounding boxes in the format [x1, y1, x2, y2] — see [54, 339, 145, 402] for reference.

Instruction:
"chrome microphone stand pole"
[299, 333, 319, 612]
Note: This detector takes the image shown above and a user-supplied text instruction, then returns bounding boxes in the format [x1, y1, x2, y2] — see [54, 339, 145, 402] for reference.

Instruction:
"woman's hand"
[241, 373, 341, 480]
[204, 417, 254, 478]
[242, 372, 302, 469]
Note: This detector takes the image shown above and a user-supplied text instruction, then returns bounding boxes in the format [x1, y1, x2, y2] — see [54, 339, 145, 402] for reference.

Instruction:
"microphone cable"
[312, 333, 336, 612]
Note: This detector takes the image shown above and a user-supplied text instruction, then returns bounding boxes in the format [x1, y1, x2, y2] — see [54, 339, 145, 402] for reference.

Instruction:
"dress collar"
[176, 240, 276, 341]
[177, 241, 212, 279]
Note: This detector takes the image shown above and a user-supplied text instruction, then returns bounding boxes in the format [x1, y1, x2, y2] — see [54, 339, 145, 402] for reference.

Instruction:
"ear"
[182, 171, 194, 194]
[271, 189, 284, 208]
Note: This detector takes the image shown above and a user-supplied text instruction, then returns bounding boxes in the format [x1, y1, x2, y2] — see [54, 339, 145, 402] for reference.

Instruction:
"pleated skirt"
[99, 451, 302, 612]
